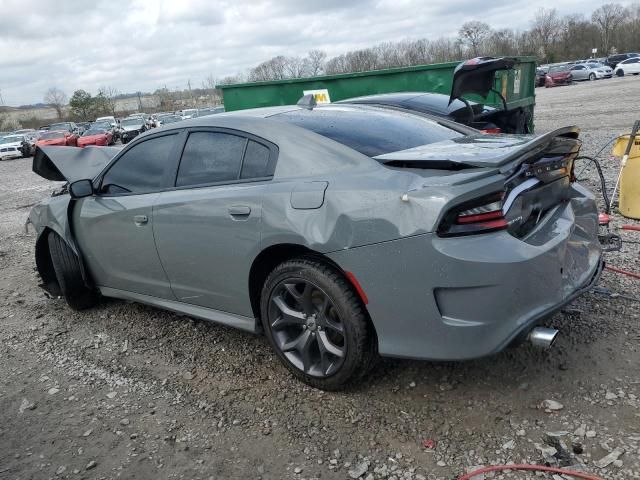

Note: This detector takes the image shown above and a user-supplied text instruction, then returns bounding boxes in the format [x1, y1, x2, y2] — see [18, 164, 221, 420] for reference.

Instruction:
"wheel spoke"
[271, 295, 306, 330]
[323, 315, 344, 334]
[317, 331, 344, 359]
[284, 282, 315, 316]
[281, 328, 310, 353]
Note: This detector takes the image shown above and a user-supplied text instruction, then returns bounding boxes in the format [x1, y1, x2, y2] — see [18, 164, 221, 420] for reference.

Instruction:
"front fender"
[29, 195, 92, 287]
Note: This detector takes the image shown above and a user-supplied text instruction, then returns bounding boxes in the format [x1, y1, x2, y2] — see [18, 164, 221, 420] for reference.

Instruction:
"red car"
[77, 128, 113, 148]
[35, 130, 78, 147]
[545, 65, 573, 87]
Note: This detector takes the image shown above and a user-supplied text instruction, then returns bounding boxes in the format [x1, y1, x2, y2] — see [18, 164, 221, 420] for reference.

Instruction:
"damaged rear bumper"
[328, 183, 602, 361]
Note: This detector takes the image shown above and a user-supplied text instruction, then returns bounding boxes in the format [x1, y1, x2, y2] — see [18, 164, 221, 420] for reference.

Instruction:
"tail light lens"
[438, 192, 508, 237]
[480, 127, 501, 134]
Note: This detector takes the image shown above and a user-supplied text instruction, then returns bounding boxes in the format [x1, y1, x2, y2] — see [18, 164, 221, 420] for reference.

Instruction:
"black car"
[339, 91, 530, 134]
[536, 68, 547, 87]
[605, 53, 640, 69]
[118, 117, 147, 144]
[339, 57, 532, 134]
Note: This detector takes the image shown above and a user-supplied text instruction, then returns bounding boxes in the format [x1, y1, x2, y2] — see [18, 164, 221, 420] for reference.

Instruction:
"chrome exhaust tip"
[528, 327, 559, 349]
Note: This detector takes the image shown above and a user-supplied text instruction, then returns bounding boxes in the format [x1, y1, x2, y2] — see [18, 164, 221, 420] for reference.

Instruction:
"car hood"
[0, 141, 22, 148]
[374, 126, 580, 169]
[450, 56, 516, 104]
[122, 125, 143, 132]
[33, 145, 121, 182]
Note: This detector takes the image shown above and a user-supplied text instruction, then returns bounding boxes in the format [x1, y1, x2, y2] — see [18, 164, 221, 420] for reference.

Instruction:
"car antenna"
[296, 94, 317, 110]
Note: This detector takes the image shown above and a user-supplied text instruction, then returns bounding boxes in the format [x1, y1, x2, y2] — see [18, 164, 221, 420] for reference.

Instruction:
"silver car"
[570, 63, 612, 80]
[28, 104, 602, 389]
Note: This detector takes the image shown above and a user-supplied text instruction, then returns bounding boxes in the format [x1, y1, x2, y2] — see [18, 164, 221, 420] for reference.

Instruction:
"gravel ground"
[1, 77, 639, 480]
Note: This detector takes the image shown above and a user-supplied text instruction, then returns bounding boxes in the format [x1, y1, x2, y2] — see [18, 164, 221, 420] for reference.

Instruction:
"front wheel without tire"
[260, 258, 376, 390]
[48, 232, 98, 310]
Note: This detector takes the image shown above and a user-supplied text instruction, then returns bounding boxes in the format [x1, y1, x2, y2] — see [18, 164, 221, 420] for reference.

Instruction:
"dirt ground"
[1, 77, 639, 480]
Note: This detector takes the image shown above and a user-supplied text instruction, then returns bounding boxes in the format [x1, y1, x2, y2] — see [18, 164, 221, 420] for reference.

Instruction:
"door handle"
[228, 205, 251, 218]
[133, 214, 148, 225]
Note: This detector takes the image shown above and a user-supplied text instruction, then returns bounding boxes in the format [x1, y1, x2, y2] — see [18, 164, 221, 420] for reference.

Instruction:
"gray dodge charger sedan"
[28, 103, 602, 389]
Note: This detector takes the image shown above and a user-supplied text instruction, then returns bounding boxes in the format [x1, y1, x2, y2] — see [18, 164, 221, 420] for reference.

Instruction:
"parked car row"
[538, 52, 640, 88]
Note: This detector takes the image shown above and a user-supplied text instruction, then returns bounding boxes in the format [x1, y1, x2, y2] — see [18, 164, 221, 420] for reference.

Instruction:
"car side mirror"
[69, 179, 94, 199]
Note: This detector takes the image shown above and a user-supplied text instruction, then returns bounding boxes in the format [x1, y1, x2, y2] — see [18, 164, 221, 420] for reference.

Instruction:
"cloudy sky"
[0, 0, 628, 106]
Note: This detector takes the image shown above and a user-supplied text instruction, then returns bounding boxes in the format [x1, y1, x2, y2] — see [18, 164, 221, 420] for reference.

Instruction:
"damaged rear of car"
[28, 105, 601, 389]
[340, 57, 533, 134]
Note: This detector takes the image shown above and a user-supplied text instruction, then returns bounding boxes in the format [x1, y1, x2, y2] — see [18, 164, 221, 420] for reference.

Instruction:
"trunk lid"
[449, 57, 517, 105]
[377, 127, 583, 239]
[374, 126, 579, 170]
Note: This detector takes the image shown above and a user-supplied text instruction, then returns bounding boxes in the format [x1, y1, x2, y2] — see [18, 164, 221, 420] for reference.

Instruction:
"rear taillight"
[480, 127, 501, 134]
[438, 192, 508, 237]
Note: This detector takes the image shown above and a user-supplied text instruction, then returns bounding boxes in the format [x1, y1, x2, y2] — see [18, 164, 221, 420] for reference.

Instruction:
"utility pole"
[187, 80, 194, 107]
[137, 91, 143, 112]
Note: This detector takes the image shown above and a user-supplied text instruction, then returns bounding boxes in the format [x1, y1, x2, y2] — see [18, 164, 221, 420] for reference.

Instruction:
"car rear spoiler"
[32, 145, 120, 182]
[449, 57, 517, 105]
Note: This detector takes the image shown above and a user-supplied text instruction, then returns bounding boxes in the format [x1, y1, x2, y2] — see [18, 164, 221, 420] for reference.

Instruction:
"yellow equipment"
[611, 124, 640, 219]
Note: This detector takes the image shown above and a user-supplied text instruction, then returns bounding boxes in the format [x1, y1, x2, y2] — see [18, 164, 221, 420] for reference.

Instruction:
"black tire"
[589, 73, 596, 81]
[260, 258, 376, 390]
[48, 232, 98, 310]
[616, 69, 624, 77]
[633, 73, 639, 76]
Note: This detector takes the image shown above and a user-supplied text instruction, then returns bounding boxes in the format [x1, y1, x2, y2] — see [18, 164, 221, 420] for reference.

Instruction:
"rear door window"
[176, 132, 246, 187]
[240, 140, 271, 179]
[176, 132, 277, 187]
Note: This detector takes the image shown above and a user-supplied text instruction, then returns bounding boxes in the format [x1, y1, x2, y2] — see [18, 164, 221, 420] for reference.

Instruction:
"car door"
[73, 131, 183, 298]
[153, 129, 278, 316]
[571, 65, 586, 80]
[627, 58, 640, 73]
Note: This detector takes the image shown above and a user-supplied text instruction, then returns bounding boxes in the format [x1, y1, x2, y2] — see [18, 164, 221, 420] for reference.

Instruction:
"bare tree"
[98, 86, 120, 116]
[249, 56, 288, 81]
[305, 50, 327, 76]
[530, 8, 562, 62]
[458, 21, 492, 56]
[592, 3, 626, 53]
[283, 56, 308, 78]
[44, 87, 67, 119]
[202, 74, 222, 104]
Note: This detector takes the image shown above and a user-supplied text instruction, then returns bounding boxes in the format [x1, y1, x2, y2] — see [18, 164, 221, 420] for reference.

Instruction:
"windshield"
[83, 129, 105, 136]
[121, 118, 143, 127]
[587, 63, 604, 68]
[0, 135, 23, 144]
[274, 106, 463, 157]
[160, 115, 182, 124]
[49, 123, 71, 131]
[40, 132, 65, 140]
[549, 65, 570, 73]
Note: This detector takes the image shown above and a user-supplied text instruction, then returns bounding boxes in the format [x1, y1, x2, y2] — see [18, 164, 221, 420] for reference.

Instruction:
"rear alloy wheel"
[589, 73, 596, 81]
[261, 258, 376, 390]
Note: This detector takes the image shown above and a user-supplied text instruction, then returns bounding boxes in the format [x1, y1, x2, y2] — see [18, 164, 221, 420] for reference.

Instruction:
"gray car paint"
[28, 105, 602, 361]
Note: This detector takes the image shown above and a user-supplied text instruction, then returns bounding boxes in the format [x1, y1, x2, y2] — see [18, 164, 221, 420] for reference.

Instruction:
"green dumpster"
[217, 56, 536, 130]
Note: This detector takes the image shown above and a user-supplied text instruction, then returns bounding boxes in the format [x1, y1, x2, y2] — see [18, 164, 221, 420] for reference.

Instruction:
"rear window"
[273, 107, 462, 157]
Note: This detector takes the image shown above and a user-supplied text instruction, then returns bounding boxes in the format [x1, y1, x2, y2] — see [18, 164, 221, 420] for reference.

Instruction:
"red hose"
[606, 265, 640, 280]
[621, 224, 640, 232]
[458, 464, 603, 480]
